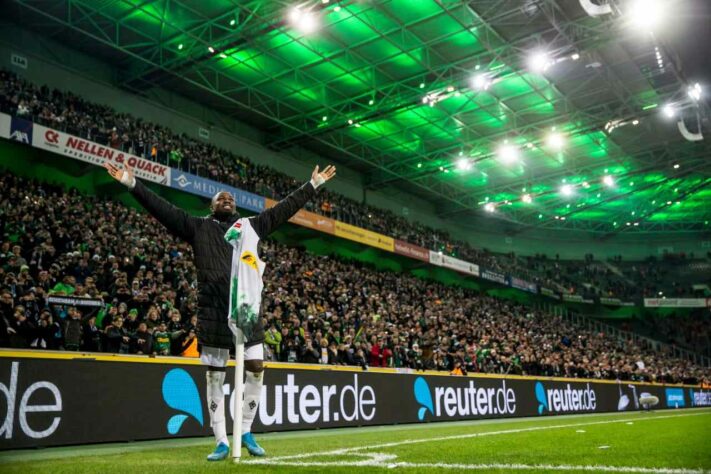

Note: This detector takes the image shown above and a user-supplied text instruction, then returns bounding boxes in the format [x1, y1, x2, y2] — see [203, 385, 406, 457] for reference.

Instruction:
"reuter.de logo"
[1, 362, 63, 440]
[160, 369, 376, 434]
[413, 376, 516, 421]
[535, 381, 597, 414]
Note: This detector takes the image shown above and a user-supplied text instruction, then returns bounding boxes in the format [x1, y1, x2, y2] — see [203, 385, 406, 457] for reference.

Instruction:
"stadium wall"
[1, 22, 708, 260]
[0, 351, 706, 450]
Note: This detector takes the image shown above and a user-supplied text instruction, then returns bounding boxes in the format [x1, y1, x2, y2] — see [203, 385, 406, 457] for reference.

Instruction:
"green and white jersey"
[224, 218, 266, 340]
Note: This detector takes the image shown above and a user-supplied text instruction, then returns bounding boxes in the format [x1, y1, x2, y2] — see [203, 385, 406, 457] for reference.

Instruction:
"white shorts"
[200, 344, 263, 368]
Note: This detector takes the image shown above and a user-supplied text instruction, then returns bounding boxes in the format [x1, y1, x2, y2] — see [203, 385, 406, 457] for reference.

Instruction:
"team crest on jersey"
[240, 251, 258, 272]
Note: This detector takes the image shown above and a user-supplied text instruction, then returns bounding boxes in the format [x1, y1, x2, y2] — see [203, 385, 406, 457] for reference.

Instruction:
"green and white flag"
[224, 218, 265, 340]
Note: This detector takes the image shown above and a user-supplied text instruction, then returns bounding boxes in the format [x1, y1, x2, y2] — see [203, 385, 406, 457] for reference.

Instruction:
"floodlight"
[628, 0, 665, 31]
[497, 143, 519, 164]
[528, 51, 551, 73]
[603, 175, 614, 187]
[289, 7, 317, 33]
[546, 131, 564, 150]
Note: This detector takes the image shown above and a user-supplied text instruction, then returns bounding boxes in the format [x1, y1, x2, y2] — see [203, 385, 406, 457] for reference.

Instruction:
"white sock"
[242, 370, 263, 434]
[206, 370, 228, 446]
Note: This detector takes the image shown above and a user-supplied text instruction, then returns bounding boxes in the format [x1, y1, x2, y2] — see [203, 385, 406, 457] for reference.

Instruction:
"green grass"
[2, 409, 710, 473]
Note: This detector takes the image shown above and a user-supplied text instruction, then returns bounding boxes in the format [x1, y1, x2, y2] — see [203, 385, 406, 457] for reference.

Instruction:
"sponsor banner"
[643, 298, 709, 308]
[334, 221, 394, 252]
[562, 294, 594, 304]
[428, 250, 443, 267]
[0, 112, 11, 139]
[9, 116, 33, 144]
[32, 124, 171, 185]
[0, 356, 692, 449]
[171, 171, 264, 213]
[46, 296, 104, 308]
[599, 297, 635, 307]
[394, 240, 430, 262]
[665, 388, 686, 408]
[510, 277, 537, 294]
[481, 269, 507, 285]
[540, 287, 560, 300]
[264, 199, 334, 235]
[441, 255, 479, 276]
[689, 389, 711, 407]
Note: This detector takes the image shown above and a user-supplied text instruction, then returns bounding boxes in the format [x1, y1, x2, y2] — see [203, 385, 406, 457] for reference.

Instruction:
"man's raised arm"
[104, 162, 198, 243]
[249, 165, 336, 240]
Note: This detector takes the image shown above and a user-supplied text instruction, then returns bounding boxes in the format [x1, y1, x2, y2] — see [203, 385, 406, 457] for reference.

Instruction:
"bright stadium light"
[546, 131, 564, 150]
[662, 104, 676, 119]
[528, 51, 551, 73]
[628, 0, 666, 31]
[603, 175, 615, 187]
[457, 158, 472, 171]
[688, 83, 702, 101]
[289, 7, 318, 33]
[522, 193, 533, 204]
[484, 202, 495, 213]
[471, 74, 491, 90]
[560, 184, 573, 197]
[497, 142, 519, 164]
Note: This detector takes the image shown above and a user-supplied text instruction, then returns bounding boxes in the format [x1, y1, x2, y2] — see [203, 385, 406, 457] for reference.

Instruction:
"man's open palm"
[104, 162, 133, 183]
[312, 165, 336, 184]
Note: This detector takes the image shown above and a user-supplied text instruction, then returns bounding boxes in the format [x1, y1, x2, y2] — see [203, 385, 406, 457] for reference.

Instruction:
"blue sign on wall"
[170, 171, 265, 213]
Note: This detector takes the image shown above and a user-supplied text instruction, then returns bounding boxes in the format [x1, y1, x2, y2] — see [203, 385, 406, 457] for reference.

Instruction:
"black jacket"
[130, 179, 316, 349]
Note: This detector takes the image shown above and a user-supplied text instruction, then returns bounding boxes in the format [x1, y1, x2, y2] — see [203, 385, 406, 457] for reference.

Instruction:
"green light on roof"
[538, 214, 543, 219]
[322, 116, 328, 121]
[642, 103, 658, 110]
[368, 99, 374, 105]
[417, 163, 422, 168]
[419, 83, 425, 88]
[230, 19, 236, 26]
[178, 43, 183, 50]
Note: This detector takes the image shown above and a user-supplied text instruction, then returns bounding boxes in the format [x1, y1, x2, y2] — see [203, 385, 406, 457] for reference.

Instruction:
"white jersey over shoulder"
[224, 218, 265, 339]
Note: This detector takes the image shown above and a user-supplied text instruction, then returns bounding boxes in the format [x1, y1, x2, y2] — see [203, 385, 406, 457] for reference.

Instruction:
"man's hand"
[104, 162, 135, 188]
[310, 165, 336, 189]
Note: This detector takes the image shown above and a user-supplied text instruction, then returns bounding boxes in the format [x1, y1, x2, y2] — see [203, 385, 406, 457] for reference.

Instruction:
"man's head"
[210, 192, 236, 219]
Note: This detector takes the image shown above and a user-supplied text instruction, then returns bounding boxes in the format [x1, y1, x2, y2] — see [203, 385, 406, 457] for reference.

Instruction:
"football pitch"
[2, 408, 709, 473]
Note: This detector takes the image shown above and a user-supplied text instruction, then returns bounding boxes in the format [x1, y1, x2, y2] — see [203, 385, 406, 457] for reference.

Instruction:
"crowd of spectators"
[0, 170, 708, 385]
[6, 68, 704, 299]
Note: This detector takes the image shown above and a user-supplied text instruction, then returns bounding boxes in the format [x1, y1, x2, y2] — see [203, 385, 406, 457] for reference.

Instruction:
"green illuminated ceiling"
[9, 0, 710, 234]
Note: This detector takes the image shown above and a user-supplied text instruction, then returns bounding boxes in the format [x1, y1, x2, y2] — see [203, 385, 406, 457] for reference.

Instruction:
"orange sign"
[264, 198, 335, 234]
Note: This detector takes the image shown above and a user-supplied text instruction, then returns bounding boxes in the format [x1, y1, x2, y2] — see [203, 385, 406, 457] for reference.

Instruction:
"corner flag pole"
[232, 328, 245, 462]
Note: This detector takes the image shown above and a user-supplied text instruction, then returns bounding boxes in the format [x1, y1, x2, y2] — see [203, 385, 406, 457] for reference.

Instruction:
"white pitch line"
[246, 410, 710, 464]
[246, 459, 706, 473]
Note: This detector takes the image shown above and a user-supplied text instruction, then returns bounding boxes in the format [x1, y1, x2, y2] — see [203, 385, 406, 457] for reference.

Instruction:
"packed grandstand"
[1, 68, 710, 386]
[0, 170, 708, 384]
[1, 68, 709, 304]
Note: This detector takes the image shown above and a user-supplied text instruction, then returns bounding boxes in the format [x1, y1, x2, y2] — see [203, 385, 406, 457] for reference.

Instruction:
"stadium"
[0, 0, 710, 472]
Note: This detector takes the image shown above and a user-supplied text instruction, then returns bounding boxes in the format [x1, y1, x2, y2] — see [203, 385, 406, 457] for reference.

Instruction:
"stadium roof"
[9, 0, 711, 235]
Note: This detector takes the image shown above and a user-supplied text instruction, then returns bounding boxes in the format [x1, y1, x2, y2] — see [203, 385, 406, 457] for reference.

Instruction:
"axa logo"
[174, 174, 192, 188]
[414, 377, 434, 421]
[10, 130, 29, 143]
[161, 369, 203, 434]
[535, 381, 596, 415]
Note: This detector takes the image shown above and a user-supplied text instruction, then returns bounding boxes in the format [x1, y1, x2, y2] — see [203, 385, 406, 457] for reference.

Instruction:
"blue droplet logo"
[535, 381, 548, 415]
[414, 377, 434, 421]
[162, 368, 204, 434]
